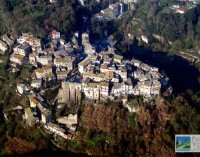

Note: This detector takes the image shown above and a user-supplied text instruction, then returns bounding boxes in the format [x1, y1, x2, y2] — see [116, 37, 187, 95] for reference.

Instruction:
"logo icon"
[175, 136, 191, 152]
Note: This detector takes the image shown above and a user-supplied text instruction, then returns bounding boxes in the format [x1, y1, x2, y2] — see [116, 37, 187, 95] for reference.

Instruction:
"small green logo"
[176, 136, 191, 152]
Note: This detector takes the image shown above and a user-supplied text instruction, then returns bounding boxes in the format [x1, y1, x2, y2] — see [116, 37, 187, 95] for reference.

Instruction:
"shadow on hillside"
[23, 150, 88, 157]
[124, 41, 200, 94]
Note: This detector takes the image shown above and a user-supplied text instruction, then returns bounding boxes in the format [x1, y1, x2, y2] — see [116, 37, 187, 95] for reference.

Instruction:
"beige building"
[10, 54, 24, 65]
[83, 72, 105, 82]
[56, 71, 71, 80]
[31, 79, 42, 89]
[138, 81, 151, 96]
[54, 56, 75, 70]
[35, 65, 52, 79]
[29, 97, 40, 108]
[78, 58, 91, 74]
[24, 107, 39, 126]
[113, 54, 123, 63]
[14, 44, 31, 56]
[37, 56, 52, 66]
[41, 110, 52, 124]
[29, 53, 38, 64]
[82, 82, 100, 100]
[57, 114, 78, 131]
[99, 82, 109, 96]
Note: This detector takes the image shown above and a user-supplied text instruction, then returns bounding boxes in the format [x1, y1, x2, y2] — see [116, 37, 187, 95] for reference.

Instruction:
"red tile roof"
[177, 7, 186, 12]
[51, 30, 57, 35]
[99, 13, 104, 16]
[67, 134, 73, 139]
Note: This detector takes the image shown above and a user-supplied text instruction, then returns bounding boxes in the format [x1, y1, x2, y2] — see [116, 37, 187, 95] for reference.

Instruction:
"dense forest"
[138, 2, 200, 41]
[131, 0, 200, 51]
[0, 0, 78, 39]
[90, 0, 200, 53]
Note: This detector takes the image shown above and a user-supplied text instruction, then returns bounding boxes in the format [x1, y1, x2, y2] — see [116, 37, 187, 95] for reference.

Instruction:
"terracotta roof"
[100, 63, 108, 69]
[99, 12, 104, 16]
[67, 134, 73, 139]
[12, 54, 24, 61]
[88, 82, 97, 88]
[45, 73, 55, 78]
[30, 97, 39, 104]
[100, 82, 109, 87]
[177, 7, 186, 12]
[29, 53, 38, 58]
[51, 30, 57, 35]
[43, 65, 52, 71]
[57, 71, 70, 76]
[33, 50, 39, 54]
[106, 71, 114, 79]
[55, 57, 64, 63]
[25, 107, 32, 115]
[78, 58, 91, 67]
[35, 68, 44, 74]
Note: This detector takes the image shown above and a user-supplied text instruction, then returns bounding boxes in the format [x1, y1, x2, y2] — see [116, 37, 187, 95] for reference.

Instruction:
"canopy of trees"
[0, 0, 77, 39]
[138, 1, 200, 41]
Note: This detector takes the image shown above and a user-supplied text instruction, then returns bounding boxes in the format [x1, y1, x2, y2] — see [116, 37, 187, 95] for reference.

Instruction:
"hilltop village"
[0, 29, 171, 141]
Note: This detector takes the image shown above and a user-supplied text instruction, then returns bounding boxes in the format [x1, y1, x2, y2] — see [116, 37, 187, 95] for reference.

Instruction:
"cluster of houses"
[9, 30, 81, 87]
[24, 93, 77, 140]
[6, 26, 170, 140]
[95, 1, 134, 21]
[57, 32, 168, 106]
[170, 0, 199, 14]
[7, 30, 82, 140]
[0, 34, 15, 54]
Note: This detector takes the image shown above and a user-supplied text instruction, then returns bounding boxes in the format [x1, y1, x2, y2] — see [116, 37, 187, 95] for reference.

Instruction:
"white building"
[78, 0, 87, 5]
[51, 30, 60, 39]
[82, 82, 100, 100]
[10, 54, 24, 65]
[41, 110, 52, 124]
[24, 107, 39, 126]
[14, 44, 31, 56]
[141, 35, 149, 44]
[78, 58, 91, 74]
[138, 81, 151, 96]
[113, 54, 123, 63]
[29, 53, 38, 64]
[44, 122, 68, 139]
[176, 8, 186, 14]
[37, 56, 52, 66]
[17, 83, 27, 95]
[57, 114, 78, 132]
[31, 79, 42, 89]
[35, 65, 52, 79]
[99, 82, 109, 96]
